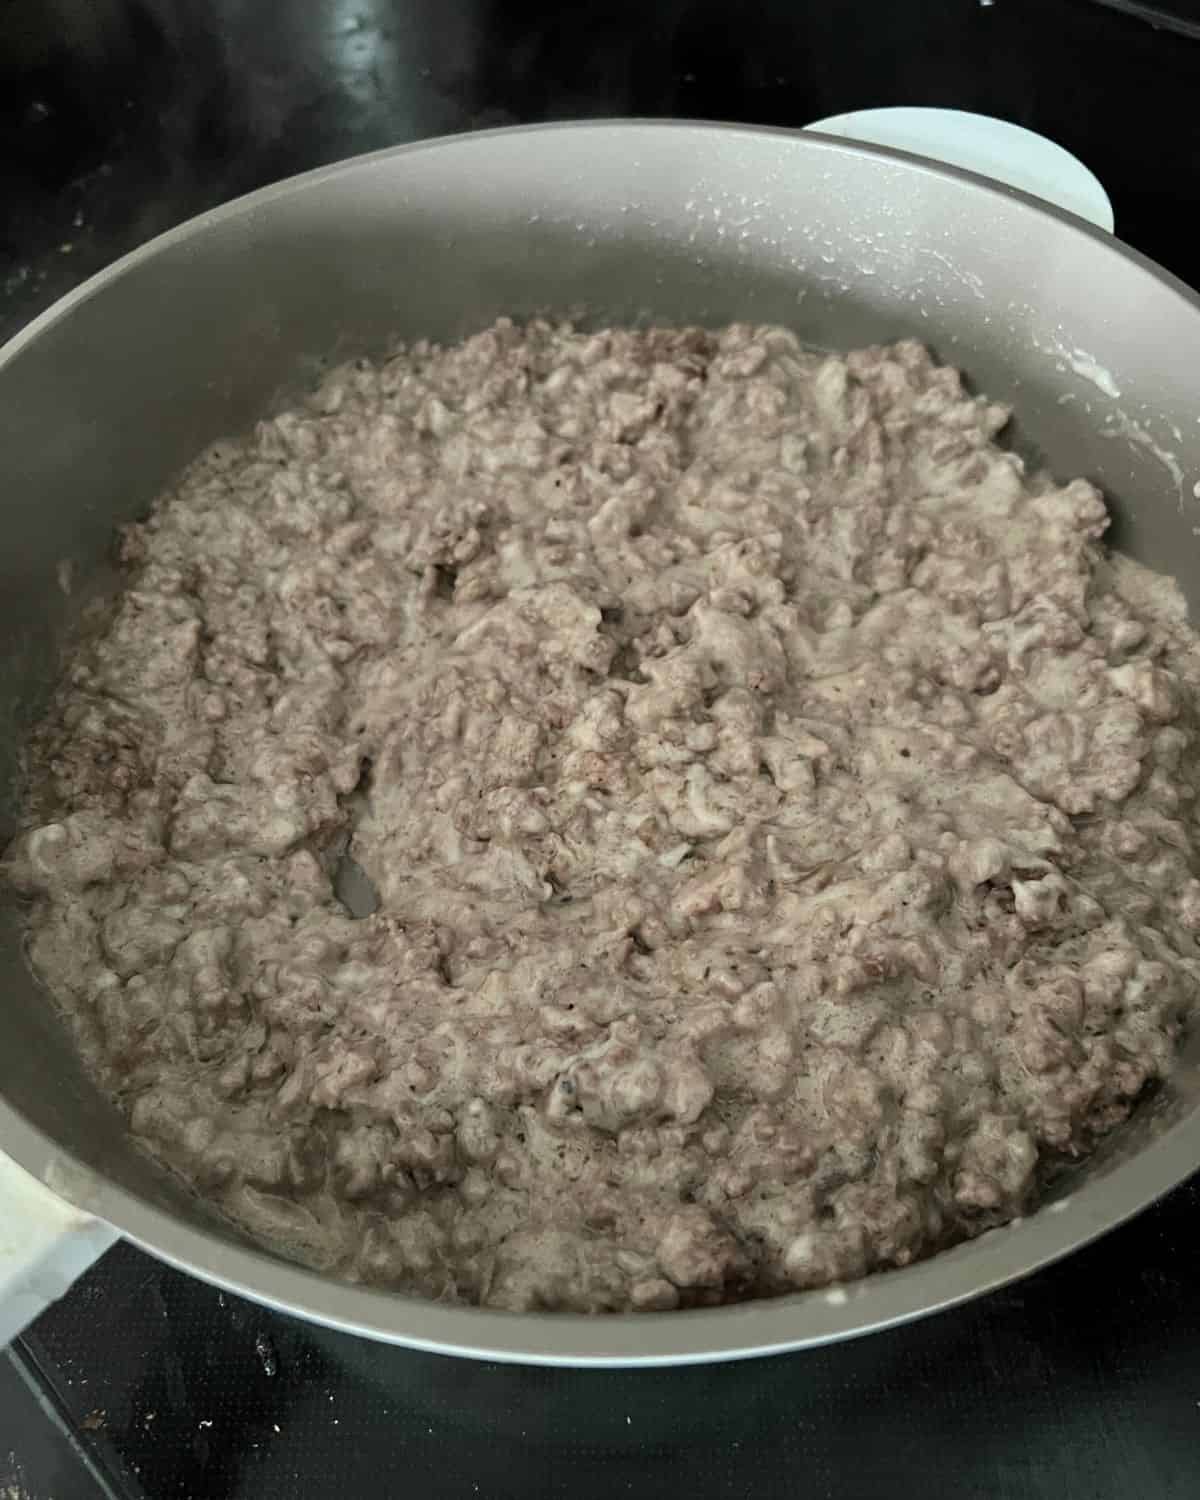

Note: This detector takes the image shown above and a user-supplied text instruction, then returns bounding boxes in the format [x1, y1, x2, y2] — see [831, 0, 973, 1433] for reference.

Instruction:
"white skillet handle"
[0, 1150, 118, 1348]
[804, 108, 1114, 232]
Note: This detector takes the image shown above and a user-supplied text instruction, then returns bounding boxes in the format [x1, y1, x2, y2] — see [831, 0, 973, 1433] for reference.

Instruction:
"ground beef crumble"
[7, 319, 1200, 1312]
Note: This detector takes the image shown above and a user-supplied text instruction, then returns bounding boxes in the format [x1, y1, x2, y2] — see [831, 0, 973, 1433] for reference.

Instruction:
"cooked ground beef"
[7, 320, 1200, 1313]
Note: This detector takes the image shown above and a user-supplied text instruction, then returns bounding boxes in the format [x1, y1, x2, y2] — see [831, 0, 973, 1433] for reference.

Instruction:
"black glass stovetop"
[3, 2, 1200, 1496]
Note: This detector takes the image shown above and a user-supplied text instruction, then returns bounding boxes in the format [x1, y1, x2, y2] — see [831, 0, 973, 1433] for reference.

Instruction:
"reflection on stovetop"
[4, 1, 1200, 1495]
[1087, 0, 1200, 42]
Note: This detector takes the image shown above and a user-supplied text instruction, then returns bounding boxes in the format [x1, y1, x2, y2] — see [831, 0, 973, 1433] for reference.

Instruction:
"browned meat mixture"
[7, 320, 1200, 1312]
